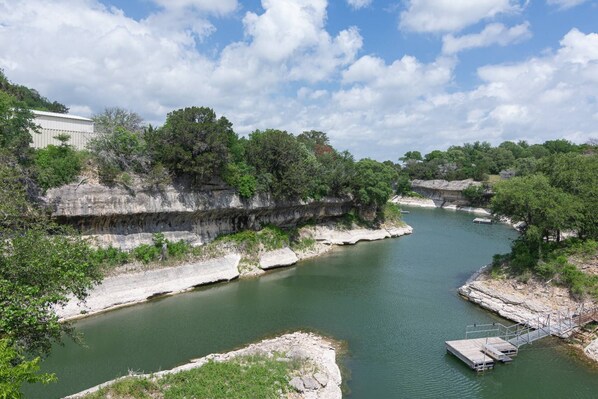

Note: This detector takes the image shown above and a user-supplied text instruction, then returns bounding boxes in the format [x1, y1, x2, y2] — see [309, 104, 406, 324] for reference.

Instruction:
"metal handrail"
[464, 305, 598, 348]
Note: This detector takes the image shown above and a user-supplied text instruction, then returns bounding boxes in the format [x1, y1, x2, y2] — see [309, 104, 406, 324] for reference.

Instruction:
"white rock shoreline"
[58, 224, 413, 322]
[64, 331, 343, 399]
[391, 195, 491, 215]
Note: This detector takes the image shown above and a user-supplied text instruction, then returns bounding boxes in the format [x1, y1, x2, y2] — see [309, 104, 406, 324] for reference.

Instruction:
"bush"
[91, 246, 130, 269]
[132, 244, 160, 264]
[380, 202, 403, 225]
[223, 162, 257, 198]
[33, 143, 84, 190]
[462, 185, 487, 207]
[167, 240, 191, 259]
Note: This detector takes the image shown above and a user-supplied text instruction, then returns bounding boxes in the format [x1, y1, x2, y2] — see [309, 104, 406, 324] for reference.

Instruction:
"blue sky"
[0, 0, 597, 160]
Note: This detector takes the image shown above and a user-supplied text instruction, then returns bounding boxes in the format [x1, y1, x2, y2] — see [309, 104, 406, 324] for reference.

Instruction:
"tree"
[399, 151, 422, 163]
[92, 107, 144, 136]
[491, 174, 581, 242]
[245, 129, 317, 200]
[150, 107, 236, 184]
[543, 139, 579, 154]
[0, 159, 101, 356]
[0, 91, 38, 163]
[352, 159, 398, 209]
[0, 339, 55, 399]
[539, 153, 598, 239]
[0, 69, 68, 114]
[33, 139, 84, 191]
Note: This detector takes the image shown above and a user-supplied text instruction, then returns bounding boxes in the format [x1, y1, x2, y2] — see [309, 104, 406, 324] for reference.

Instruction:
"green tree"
[150, 107, 236, 184]
[491, 174, 581, 242]
[0, 70, 68, 114]
[33, 140, 84, 191]
[0, 92, 38, 163]
[539, 153, 598, 239]
[399, 151, 423, 163]
[0, 160, 101, 356]
[0, 339, 56, 398]
[245, 129, 317, 200]
[352, 159, 398, 209]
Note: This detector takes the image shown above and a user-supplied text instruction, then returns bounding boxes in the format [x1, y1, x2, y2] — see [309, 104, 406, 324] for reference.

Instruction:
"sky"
[0, 0, 597, 160]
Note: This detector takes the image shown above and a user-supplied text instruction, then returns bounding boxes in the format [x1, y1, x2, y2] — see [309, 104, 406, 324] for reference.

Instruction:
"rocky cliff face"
[411, 178, 480, 205]
[45, 183, 354, 249]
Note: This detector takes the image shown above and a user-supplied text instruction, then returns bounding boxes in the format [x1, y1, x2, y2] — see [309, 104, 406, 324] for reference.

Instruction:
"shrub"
[132, 244, 161, 264]
[91, 246, 130, 269]
[33, 143, 84, 190]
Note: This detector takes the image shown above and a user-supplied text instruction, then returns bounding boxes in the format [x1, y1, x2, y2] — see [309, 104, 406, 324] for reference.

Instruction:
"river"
[29, 207, 598, 398]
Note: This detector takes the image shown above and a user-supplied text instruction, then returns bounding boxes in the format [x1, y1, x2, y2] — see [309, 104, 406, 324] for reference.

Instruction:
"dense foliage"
[397, 139, 591, 185]
[33, 137, 85, 191]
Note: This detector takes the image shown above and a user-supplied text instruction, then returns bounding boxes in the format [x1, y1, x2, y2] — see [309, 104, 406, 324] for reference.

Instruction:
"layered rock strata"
[46, 183, 354, 250]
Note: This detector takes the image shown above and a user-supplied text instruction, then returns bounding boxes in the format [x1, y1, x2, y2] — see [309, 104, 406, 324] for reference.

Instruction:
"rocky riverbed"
[65, 331, 343, 399]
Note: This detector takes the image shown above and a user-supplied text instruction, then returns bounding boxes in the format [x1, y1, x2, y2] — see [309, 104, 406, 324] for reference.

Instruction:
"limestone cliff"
[45, 183, 354, 249]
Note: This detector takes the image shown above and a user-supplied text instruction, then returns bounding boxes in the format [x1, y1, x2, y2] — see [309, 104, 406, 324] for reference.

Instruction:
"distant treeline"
[397, 139, 595, 184]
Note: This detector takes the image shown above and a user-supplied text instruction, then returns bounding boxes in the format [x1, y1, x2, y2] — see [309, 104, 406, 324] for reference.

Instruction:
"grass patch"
[380, 202, 404, 226]
[213, 225, 290, 255]
[82, 355, 299, 399]
[291, 237, 316, 252]
[84, 377, 161, 399]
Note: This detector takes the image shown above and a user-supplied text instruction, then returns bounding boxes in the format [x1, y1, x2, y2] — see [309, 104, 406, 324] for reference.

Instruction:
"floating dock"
[445, 337, 518, 371]
[473, 218, 493, 224]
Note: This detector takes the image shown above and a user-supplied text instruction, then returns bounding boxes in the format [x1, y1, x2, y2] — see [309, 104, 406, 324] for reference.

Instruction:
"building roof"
[31, 109, 93, 122]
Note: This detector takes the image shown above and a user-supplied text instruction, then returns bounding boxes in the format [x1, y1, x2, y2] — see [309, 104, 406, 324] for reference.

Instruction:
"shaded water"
[29, 208, 598, 398]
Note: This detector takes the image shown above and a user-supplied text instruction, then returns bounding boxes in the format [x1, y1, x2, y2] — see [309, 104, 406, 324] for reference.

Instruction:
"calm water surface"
[29, 208, 598, 398]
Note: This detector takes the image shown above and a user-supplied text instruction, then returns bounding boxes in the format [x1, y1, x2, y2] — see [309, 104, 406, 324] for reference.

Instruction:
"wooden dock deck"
[445, 337, 518, 371]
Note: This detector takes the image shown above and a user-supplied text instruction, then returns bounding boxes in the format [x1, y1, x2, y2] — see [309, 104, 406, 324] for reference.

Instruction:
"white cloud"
[151, 0, 238, 14]
[0, 1, 596, 160]
[347, 0, 372, 9]
[400, 0, 523, 33]
[442, 22, 531, 54]
[546, 0, 588, 10]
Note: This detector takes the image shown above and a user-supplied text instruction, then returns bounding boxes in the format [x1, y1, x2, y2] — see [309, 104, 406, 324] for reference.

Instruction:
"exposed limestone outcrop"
[57, 254, 241, 320]
[459, 268, 592, 334]
[260, 247, 299, 270]
[584, 339, 598, 362]
[391, 195, 491, 215]
[46, 183, 353, 250]
[303, 224, 413, 245]
[65, 331, 342, 399]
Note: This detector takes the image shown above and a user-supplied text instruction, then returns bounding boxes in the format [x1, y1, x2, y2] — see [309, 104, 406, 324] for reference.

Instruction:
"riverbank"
[57, 222, 413, 321]
[65, 331, 343, 399]
[391, 195, 491, 215]
[459, 266, 598, 362]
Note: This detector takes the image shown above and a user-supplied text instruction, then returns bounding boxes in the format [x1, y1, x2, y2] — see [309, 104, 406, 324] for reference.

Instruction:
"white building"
[31, 110, 94, 150]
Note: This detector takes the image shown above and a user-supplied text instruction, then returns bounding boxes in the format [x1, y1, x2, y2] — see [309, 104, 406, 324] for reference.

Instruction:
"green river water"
[29, 207, 598, 398]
